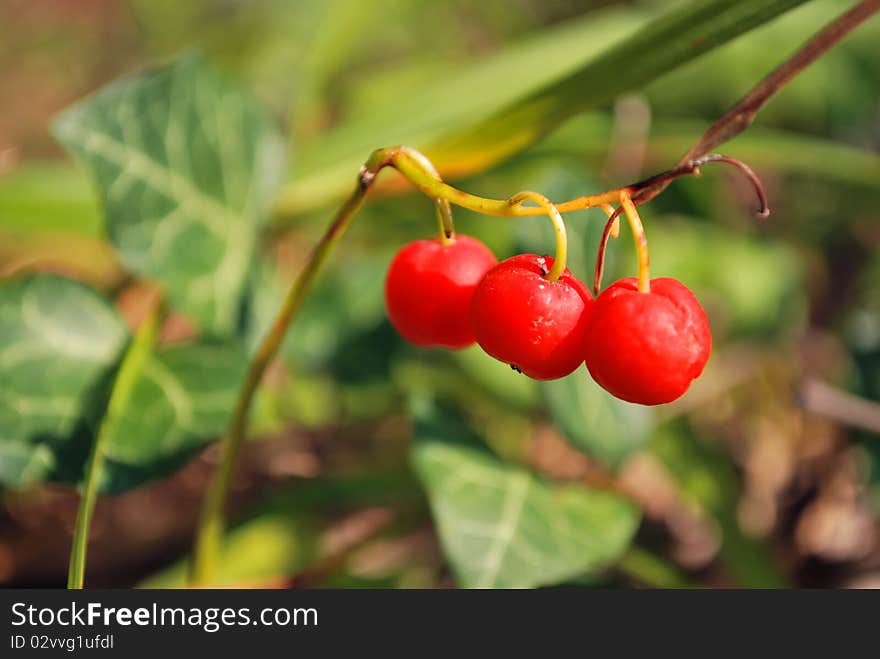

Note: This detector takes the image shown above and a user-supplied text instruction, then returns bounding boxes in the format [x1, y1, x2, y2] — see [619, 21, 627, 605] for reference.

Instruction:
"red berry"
[470, 254, 593, 380]
[385, 235, 497, 349]
[583, 277, 711, 405]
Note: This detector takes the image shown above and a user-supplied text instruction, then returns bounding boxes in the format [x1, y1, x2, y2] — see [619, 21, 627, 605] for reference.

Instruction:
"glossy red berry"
[385, 235, 497, 349]
[583, 277, 711, 405]
[470, 254, 593, 380]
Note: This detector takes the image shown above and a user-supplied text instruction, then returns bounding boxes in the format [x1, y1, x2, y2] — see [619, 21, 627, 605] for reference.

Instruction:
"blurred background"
[1, 0, 879, 588]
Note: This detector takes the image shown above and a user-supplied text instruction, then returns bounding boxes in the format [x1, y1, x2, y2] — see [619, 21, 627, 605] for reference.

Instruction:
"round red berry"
[469, 254, 593, 380]
[583, 277, 711, 405]
[385, 235, 497, 349]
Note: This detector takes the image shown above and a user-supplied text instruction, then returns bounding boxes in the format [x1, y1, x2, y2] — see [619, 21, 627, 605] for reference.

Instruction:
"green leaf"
[426, 0, 811, 169]
[275, 0, 812, 217]
[0, 274, 128, 487]
[0, 273, 248, 493]
[541, 374, 653, 468]
[0, 162, 102, 237]
[247, 250, 391, 371]
[100, 338, 248, 493]
[411, 398, 639, 588]
[51, 54, 285, 335]
[523, 115, 880, 191]
[642, 0, 880, 129]
[453, 346, 539, 410]
[276, 4, 651, 216]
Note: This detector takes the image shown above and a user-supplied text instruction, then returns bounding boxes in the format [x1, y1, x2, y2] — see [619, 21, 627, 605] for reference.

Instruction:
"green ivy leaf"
[51, 54, 285, 335]
[0, 274, 128, 487]
[541, 374, 653, 468]
[247, 250, 391, 371]
[0, 274, 248, 493]
[100, 338, 248, 493]
[453, 346, 539, 410]
[411, 398, 639, 588]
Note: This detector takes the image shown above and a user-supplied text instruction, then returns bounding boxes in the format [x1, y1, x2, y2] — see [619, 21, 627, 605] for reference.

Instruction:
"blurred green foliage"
[0, 0, 878, 588]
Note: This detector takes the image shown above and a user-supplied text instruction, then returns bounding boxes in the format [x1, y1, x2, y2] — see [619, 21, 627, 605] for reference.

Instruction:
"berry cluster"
[385, 234, 711, 406]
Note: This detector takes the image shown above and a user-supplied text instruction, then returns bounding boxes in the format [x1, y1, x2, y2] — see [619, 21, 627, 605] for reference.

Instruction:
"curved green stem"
[68, 296, 164, 589]
[507, 190, 568, 282]
[184, 0, 880, 581]
[190, 146, 623, 585]
[602, 203, 620, 239]
[190, 183, 368, 585]
[593, 204, 623, 296]
[392, 146, 456, 243]
[434, 198, 455, 245]
[188, 145, 675, 585]
[620, 190, 651, 293]
[389, 146, 628, 216]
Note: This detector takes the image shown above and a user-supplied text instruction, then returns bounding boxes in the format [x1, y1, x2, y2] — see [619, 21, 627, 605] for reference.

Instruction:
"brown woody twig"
[631, 0, 880, 206]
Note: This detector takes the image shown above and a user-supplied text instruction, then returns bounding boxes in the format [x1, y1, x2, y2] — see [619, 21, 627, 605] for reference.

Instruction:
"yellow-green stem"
[190, 145, 632, 585]
[184, 0, 880, 580]
[620, 190, 651, 293]
[435, 198, 455, 245]
[67, 296, 164, 589]
[392, 147, 455, 243]
[391, 146, 625, 217]
[592, 205, 624, 296]
[190, 184, 367, 586]
[602, 203, 620, 238]
[508, 190, 568, 282]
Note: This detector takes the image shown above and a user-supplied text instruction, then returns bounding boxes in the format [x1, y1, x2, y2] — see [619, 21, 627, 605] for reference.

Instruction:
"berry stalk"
[619, 191, 650, 294]
[507, 191, 568, 282]
[593, 204, 625, 296]
[190, 1, 879, 579]
[435, 198, 455, 245]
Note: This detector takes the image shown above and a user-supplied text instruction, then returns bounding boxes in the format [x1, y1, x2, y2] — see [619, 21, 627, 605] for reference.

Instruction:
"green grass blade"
[426, 0, 813, 171]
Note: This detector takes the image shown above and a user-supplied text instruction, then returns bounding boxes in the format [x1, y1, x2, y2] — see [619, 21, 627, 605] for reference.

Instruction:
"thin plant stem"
[401, 146, 455, 243]
[593, 205, 625, 296]
[602, 203, 620, 238]
[507, 190, 568, 282]
[392, 146, 624, 216]
[683, 0, 880, 163]
[620, 190, 650, 293]
[188, 3, 880, 584]
[434, 198, 455, 245]
[190, 184, 368, 585]
[636, 0, 880, 205]
[67, 296, 164, 589]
